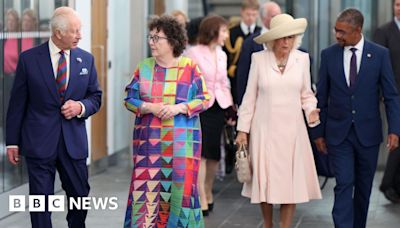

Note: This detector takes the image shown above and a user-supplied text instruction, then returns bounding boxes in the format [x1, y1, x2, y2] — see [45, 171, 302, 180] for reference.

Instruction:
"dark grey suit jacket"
[373, 20, 400, 89]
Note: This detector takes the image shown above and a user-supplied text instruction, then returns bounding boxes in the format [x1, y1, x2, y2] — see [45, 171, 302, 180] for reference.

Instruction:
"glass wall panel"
[0, 0, 4, 194]
[0, 0, 68, 193]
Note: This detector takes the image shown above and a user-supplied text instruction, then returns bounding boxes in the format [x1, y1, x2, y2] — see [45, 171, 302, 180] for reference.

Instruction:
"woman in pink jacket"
[185, 15, 234, 216]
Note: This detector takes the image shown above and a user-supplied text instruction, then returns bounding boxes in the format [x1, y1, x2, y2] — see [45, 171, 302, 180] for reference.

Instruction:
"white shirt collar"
[240, 21, 256, 35]
[344, 34, 364, 53]
[49, 38, 70, 57]
[394, 16, 400, 30]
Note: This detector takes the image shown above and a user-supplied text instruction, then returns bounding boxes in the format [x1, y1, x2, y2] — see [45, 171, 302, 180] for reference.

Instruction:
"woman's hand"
[235, 131, 248, 146]
[158, 104, 185, 119]
[144, 102, 164, 116]
[308, 108, 320, 125]
[225, 106, 237, 126]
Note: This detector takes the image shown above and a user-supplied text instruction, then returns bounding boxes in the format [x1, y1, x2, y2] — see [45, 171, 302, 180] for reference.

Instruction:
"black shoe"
[382, 188, 400, 203]
[202, 209, 209, 217]
[208, 203, 214, 212]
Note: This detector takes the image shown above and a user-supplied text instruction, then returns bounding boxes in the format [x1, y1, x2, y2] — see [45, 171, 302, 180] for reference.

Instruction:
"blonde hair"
[241, 0, 260, 10]
[170, 10, 188, 22]
[22, 9, 38, 31]
[5, 8, 20, 32]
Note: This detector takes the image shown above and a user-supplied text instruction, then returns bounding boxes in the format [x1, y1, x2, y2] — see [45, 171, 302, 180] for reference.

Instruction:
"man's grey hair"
[50, 7, 79, 34]
[260, 1, 280, 19]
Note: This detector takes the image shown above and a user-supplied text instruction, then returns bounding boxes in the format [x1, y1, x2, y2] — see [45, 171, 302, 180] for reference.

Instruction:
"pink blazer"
[185, 45, 233, 109]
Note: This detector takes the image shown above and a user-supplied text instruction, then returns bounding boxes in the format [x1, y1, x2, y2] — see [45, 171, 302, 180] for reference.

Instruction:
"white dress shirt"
[343, 35, 364, 86]
[240, 21, 256, 35]
[49, 38, 71, 86]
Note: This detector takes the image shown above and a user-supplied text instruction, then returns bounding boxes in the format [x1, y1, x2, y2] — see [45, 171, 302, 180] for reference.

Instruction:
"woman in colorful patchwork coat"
[124, 15, 210, 228]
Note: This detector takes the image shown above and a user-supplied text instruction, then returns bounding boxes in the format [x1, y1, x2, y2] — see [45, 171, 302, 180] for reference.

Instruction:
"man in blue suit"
[6, 7, 102, 228]
[312, 8, 400, 228]
[236, 1, 281, 106]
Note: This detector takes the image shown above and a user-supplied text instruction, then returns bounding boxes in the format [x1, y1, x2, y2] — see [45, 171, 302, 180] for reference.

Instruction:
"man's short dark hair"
[337, 8, 364, 29]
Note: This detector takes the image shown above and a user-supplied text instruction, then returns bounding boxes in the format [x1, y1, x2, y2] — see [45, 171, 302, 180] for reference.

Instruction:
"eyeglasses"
[333, 27, 354, 36]
[147, 34, 169, 43]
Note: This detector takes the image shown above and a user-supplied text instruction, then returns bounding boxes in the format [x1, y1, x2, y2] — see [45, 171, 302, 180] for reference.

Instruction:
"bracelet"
[140, 102, 148, 113]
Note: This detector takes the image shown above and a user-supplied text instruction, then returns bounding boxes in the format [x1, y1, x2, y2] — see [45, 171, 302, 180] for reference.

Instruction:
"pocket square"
[79, 68, 88, 75]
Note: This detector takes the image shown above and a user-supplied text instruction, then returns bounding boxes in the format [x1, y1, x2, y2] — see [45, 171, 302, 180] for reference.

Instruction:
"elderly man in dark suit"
[312, 8, 400, 228]
[236, 1, 281, 106]
[6, 6, 102, 228]
[373, 0, 400, 203]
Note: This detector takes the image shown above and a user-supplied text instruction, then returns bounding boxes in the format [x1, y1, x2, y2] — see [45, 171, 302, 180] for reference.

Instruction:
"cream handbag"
[235, 144, 252, 183]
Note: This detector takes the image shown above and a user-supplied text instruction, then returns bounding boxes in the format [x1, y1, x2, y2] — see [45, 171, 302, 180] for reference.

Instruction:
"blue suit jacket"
[6, 41, 102, 159]
[311, 40, 400, 146]
[236, 32, 263, 106]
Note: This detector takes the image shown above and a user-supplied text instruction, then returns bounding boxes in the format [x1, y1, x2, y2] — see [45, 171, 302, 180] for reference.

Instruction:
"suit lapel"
[65, 49, 79, 100]
[334, 46, 352, 94]
[37, 42, 60, 103]
[390, 21, 400, 40]
[353, 41, 372, 93]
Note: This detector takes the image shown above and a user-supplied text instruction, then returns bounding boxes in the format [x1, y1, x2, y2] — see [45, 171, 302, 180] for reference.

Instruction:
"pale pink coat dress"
[237, 49, 322, 204]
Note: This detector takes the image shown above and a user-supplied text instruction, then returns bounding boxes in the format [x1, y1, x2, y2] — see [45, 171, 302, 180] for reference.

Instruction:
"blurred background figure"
[3, 8, 20, 115]
[3, 8, 20, 76]
[224, 0, 261, 173]
[223, 0, 261, 175]
[185, 15, 234, 217]
[236, 1, 282, 106]
[170, 9, 188, 27]
[224, 0, 260, 104]
[21, 9, 39, 50]
[186, 16, 204, 47]
[373, 0, 400, 203]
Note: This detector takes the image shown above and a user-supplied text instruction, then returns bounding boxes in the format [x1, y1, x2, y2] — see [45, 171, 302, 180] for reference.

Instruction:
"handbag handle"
[237, 143, 247, 152]
[237, 143, 249, 159]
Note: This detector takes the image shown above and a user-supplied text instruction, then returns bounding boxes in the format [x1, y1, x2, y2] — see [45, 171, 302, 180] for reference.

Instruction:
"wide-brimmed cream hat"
[254, 14, 307, 44]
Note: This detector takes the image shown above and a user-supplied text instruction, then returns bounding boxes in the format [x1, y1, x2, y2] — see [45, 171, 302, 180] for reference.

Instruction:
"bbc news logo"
[9, 195, 118, 212]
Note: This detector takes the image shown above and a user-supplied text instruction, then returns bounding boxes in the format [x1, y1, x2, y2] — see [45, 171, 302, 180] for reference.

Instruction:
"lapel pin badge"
[367, 53, 372, 58]
[76, 57, 82, 63]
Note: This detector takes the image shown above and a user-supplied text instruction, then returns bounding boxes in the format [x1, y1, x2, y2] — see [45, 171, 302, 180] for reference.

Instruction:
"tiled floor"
[1, 154, 400, 228]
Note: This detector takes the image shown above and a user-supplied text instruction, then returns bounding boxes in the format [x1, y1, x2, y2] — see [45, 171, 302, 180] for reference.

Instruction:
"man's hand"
[61, 100, 82, 119]
[314, 137, 327, 154]
[7, 147, 20, 165]
[387, 133, 399, 152]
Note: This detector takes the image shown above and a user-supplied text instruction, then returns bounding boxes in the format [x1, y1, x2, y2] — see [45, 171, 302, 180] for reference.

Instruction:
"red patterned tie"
[56, 50, 67, 101]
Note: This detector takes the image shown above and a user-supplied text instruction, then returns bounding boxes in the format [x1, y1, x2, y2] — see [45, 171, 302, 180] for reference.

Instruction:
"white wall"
[107, 0, 147, 155]
[74, 0, 92, 163]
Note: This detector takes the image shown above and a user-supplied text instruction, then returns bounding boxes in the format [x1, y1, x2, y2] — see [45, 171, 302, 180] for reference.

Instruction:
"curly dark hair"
[148, 15, 187, 57]
[197, 15, 228, 45]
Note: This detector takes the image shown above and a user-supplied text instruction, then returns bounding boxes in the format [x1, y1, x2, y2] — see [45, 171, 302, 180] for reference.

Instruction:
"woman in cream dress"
[235, 14, 322, 228]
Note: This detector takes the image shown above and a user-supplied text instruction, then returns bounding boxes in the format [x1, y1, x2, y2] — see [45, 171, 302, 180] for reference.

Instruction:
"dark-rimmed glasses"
[147, 34, 169, 43]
